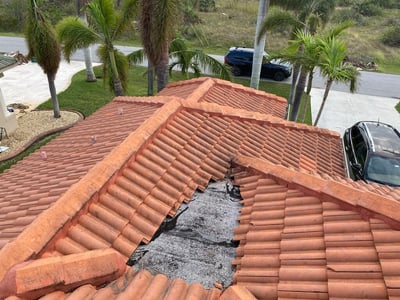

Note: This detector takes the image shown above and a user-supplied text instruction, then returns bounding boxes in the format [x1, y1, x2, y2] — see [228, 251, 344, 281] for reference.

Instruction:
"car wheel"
[273, 71, 285, 81]
[232, 66, 241, 76]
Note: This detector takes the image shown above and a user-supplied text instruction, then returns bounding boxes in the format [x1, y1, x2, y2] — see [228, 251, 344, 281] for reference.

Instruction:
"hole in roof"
[126, 177, 242, 289]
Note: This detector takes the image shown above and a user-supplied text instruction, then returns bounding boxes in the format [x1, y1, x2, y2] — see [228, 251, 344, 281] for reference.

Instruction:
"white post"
[0, 88, 17, 134]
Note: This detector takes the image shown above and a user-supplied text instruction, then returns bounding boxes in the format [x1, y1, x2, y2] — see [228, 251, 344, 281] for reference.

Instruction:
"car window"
[233, 55, 252, 62]
[351, 126, 367, 166]
[365, 155, 400, 186]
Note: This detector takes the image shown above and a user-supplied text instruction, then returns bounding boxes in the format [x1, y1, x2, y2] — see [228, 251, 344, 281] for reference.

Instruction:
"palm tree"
[168, 38, 231, 80]
[76, 0, 96, 82]
[250, 0, 269, 90]
[259, 0, 337, 121]
[313, 36, 359, 126]
[56, 0, 138, 96]
[127, 37, 231, 81]
[139, 0, 179, 94]
[26, 0, 61, 118]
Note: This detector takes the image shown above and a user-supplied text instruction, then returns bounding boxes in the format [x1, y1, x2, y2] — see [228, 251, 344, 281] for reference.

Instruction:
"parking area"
[310, 88, 400, 136]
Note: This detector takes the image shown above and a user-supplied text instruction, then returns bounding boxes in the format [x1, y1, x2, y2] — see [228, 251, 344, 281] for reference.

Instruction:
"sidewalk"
[310, 88, 400, 136]
[0, 61, 88, 109]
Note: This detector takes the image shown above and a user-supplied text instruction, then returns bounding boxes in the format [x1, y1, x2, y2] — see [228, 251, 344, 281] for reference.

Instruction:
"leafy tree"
[139, 0, 180, 94]
[56, 0, 138, 96]
[26, 0, 61, 118]
[313, 36, 359, 126]
[75, 0, 96, 82]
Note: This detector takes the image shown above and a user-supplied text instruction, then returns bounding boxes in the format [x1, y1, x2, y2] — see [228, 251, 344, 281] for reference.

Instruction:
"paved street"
[1, 35, 399, 136]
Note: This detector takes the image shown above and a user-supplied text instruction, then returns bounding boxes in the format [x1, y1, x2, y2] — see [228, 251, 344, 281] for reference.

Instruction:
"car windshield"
[365, 155, 400, 186]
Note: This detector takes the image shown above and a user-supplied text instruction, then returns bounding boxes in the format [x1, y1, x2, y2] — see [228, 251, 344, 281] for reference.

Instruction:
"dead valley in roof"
[1, 77, 400, 299]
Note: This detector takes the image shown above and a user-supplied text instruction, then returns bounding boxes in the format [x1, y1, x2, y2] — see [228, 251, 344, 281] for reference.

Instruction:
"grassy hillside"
[184, 1, 400, 74]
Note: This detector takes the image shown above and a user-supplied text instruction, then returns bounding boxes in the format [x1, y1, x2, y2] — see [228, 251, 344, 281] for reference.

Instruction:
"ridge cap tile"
[182, 102, 340, 138]
[114, 95, 183, 104]
[0, 249, 126, 299]
[234, 154, 400, 228]
[0, 99, 183, 282]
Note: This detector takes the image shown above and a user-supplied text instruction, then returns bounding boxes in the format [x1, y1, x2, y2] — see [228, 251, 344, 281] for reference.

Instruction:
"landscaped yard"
[0, 65, 309, 173]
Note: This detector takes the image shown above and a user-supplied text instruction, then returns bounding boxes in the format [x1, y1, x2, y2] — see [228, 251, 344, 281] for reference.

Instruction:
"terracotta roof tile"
[229, 155, 400, 299]
[0, 98, 163, 250]
[160, 77, 287, 118]
[4, 77, 400, 299]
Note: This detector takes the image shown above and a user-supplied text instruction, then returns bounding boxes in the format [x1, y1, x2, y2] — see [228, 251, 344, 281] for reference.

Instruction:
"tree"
[56, 0, 138, 96]
[250, 0, 269, 90]
[168, 38, 231, 80]
[127, 37, 231, 81]
[313, 36, 359, 126]
[139, 0, 180, 94]
[26, 0, 61, 118]
[75, 0, 96, 82]
[259, 0, 337, 121]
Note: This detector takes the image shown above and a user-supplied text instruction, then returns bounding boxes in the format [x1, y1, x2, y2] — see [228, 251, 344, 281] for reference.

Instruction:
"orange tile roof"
[0, 97, 164, 249]
[231, 155, 400, 299]
[159, 77, 288, 118]
[1, 77, 399, 299]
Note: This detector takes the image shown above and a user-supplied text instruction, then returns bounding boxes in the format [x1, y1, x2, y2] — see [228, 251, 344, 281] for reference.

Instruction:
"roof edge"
[164, 77, 288, 104]
[0, 99, 183, 282]
[113, 95, 183, 104]
[183, 101, 340, 138]
[234, 155, 400, 229]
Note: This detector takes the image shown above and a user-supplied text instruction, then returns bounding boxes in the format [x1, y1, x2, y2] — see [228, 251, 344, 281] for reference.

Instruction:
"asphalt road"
[1, 35, 400, 99]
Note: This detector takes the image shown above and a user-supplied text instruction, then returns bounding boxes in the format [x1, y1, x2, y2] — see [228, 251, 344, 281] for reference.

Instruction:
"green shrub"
[381, 25, 400, 47]
[331, 8, 363, 24]
[199, 0, 216, 12]
[351, 0, 383, 16]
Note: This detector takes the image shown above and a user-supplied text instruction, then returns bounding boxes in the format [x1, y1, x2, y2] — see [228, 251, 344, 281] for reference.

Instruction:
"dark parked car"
[224, 47, 292, 81]
[343, 121, 400, 186]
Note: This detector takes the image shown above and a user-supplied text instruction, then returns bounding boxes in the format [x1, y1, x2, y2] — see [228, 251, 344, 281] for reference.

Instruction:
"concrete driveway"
[0, 61, 92, 109]
[310, 88, 400, 136]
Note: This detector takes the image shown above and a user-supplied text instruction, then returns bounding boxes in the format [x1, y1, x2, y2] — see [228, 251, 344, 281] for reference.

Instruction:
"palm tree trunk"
[313, 78, 333, 126]
[83, 47, 96, 82]
[147, 61, 154, 96]
[77, 0, 96, 82]
[250, 0, 269, 89]
[109, 49, 123, 96]
[306, 68, 314, 95]
[156, 49, 169, 92]
[289, 68, 307, 121]
[300, 68, 314, 122]
[286, 63, 300, 119]
[47, 73, 61, 118]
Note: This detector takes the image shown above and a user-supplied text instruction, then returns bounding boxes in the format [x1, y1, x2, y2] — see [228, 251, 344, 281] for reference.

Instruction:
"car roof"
[361, 121, 400, 154]
[228, 47, 268, 56]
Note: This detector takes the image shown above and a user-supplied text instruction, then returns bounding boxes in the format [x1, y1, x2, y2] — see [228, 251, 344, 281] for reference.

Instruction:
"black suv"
[343, 121, 400, 186]
[224, 47, 292, 81]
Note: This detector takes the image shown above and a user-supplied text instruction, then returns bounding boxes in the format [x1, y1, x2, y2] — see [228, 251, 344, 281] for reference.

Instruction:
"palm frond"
[151, 0, 179, 63]
[56, 16, 99, 61]
[127, 49, 145, 65]
[26, 0, 60, 78]
[113, 0, 139, 40]
[86, 0, 115, 40]
[97, 45, 129, 93]
[260, 7, 302, 34]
